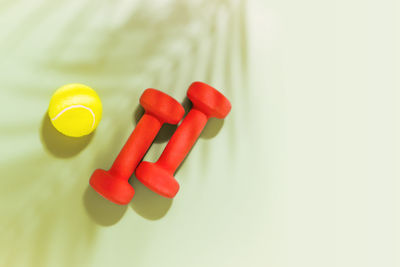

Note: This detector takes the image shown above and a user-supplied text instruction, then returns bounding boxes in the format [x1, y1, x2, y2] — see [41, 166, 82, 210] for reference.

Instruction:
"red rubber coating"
[89, 89, 185, 205]
[135, 82, 232, 198]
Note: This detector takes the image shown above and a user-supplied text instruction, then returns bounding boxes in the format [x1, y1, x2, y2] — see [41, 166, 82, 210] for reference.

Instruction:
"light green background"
[0, 0, 399, 266]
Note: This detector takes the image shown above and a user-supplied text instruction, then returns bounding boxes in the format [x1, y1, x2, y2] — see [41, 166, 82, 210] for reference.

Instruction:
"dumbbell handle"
[109, 113, 161, 180]
[157, 108, 208, 173]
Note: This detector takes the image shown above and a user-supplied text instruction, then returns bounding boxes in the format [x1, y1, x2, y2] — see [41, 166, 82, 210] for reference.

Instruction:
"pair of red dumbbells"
[89, 81, 231, 205]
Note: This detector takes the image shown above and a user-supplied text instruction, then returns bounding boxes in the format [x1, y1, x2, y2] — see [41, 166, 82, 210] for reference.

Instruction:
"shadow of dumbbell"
[129, 101, 177, 220]
[129, 177, 173, 220]
[130, 91, 227, 219]
[83, 186, 127, 226]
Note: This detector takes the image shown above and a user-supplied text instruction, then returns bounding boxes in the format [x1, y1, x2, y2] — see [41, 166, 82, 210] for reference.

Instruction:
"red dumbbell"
[89, 89, 185, 205]
[135, 82, 231, 198]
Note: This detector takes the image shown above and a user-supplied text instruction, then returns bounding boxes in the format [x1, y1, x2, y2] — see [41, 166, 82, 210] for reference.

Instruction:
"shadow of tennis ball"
[40, 113, 94, 158]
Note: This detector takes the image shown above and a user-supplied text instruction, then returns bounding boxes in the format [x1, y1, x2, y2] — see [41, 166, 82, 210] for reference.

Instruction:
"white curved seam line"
[51, 104, 96, 129]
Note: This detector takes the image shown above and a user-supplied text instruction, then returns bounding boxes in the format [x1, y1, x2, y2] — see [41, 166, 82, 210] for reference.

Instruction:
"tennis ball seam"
[51, 104, 96, 129]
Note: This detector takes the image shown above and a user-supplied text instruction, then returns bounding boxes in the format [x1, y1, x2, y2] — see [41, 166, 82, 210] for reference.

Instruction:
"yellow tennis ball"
[48, 83, 102, 137]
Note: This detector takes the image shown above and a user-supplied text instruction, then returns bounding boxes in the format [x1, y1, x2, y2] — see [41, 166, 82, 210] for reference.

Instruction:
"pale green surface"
[0, 0, 399, 267]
